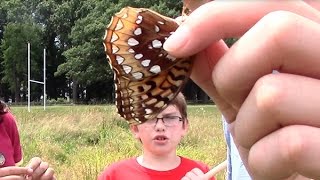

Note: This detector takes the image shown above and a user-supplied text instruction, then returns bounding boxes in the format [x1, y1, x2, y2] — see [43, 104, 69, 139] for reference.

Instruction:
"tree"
[55, 0, 114, 103]
[1, 23, 43, 102]
[0, 0, 46, 102]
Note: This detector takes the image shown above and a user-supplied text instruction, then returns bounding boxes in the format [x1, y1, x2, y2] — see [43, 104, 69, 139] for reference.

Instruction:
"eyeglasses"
[144, 115, 183, 127]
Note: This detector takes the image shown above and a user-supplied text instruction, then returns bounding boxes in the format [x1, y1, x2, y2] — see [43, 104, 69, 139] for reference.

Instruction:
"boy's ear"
[130, 124, 140, 139]
[182, 118, 189, 136]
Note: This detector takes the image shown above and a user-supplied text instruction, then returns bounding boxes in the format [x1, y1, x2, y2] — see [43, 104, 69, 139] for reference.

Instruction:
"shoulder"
[0, 112, 17, 128]
[1, 112, 16, 123]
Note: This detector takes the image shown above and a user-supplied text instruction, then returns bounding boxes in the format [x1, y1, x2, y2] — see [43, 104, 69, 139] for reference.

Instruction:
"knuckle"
[31, 157, 42, 163]
[262, 11, 300, 37]
[278, 126, 305, 164]
[258, 11, 301, 51]
[254, 74, 287, 114]
[41, 162, 49, 168]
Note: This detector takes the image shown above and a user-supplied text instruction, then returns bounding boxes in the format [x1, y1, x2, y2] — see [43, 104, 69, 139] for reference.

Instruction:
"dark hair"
[169, 92, 187, 119]
[169, 92, 188, 128]
[0, 101, 9, 123]
[0, 100, 8, 113]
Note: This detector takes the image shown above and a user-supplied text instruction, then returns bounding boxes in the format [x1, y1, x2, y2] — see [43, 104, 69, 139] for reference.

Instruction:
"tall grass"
[12, 105, 226, 180]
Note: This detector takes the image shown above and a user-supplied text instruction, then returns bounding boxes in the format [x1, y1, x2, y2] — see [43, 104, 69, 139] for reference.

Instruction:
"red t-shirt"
[0, 112, 22, 167]
[98, 156, 216, 180]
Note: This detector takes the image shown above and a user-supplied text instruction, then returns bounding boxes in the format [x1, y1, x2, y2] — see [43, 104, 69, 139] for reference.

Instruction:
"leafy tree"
[1, 23, 43, 102]
[55, 0, 112, 103]
[0, 0, 45, 102]
[33, 0, 70, 100]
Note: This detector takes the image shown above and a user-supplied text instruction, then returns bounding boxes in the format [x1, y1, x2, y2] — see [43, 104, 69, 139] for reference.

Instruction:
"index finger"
[163, 1, 320, 57]
[0, 167, 32, 177]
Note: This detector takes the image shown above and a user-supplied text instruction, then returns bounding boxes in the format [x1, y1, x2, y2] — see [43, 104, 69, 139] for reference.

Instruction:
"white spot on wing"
[155, 101, 164, 108]
[122, 65, 132, 74]
[128, 38, 139, 46]
[134, 28, 142, 35]
[115, 20, 124, 30]
[111, 33, 119, 42]
[135, 54, 143, 60]
[166, 54, 176, 61]
[116, 55, 124, 64]
[141, 94, 148, 100]
[112, 45, 119, 53]
[154, 25, 160, 32]
[145, 108, 152, 114]
[141, 59, 151, 67]
[136, 15, 143, 24]
[128, 48, 135, 53]
[152, 40, 162, 48]
[149, 65, 161, 74]
[157, 21, 164, 25]
[134, 117, 140, 122]
[133, 72, 143, 80]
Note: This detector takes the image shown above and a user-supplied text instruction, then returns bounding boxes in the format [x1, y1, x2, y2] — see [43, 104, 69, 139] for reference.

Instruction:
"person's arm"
[6, 112, 23, 166]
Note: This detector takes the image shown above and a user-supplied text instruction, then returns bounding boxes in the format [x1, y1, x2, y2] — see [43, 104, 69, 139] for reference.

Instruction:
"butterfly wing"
[104, 7, 193, 124]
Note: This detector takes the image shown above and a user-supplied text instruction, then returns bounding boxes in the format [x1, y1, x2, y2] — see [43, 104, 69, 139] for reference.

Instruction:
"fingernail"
[163, 26, 189, 53]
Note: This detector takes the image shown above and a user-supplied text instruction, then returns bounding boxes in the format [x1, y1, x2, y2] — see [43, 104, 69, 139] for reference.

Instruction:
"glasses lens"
[163, 116, 181, 126]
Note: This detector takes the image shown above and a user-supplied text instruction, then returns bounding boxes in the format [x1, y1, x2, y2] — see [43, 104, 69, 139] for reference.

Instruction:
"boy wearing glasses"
[98, 93, 216, 180]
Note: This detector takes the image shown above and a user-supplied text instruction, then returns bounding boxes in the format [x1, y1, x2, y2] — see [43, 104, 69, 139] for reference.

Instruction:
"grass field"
[11, 105, 226, 180]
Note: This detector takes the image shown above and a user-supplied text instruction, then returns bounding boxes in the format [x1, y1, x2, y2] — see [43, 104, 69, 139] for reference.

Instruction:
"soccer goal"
[27, 42, 46, 112]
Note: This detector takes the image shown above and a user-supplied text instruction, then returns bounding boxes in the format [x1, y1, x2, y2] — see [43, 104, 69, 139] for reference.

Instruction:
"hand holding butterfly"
[164, 1, 320, 180]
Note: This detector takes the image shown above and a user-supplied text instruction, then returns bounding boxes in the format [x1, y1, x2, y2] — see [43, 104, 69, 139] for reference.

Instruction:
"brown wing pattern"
[103, 7, 193, 124]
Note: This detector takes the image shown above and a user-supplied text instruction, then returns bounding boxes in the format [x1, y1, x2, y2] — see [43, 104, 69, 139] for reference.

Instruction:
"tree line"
[0, 0, 233, 104]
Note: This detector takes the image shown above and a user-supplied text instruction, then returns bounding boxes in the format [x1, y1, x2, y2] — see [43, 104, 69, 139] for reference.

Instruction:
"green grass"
[12, 105, 226, 180]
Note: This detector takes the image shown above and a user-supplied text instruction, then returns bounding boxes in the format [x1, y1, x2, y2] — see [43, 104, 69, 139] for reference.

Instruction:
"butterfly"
[103, 7, 193, 125]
